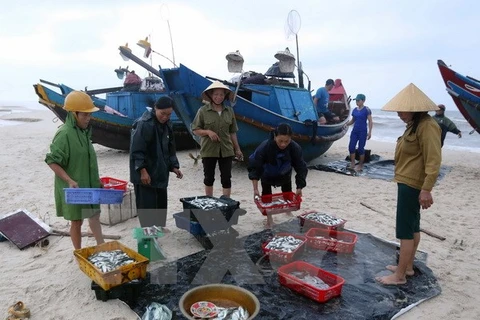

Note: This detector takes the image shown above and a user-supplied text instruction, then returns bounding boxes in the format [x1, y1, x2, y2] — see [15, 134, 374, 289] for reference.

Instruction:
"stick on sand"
[50, 228, 121, 240]
[360, 202, 446, 241]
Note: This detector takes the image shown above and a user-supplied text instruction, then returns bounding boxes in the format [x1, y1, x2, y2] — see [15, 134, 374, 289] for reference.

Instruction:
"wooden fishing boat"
[438, 59, 480, 134]
[33, 80, 198, 151]
[119, 46, 350, 162]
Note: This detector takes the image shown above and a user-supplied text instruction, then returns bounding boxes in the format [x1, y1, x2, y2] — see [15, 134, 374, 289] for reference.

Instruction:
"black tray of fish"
[180, 195, 243, 223]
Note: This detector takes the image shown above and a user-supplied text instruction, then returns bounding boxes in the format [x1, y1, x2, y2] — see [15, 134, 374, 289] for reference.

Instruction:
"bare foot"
[161, 227, 171, 234]
[386, 265, 414, 276]
[263, 219, 273, 229]
[375, 273, 407, 285]
[355, 164, 363, 172]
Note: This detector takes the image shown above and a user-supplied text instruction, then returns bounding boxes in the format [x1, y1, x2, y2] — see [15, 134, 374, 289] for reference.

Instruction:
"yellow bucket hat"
[382, 83, 439, 112]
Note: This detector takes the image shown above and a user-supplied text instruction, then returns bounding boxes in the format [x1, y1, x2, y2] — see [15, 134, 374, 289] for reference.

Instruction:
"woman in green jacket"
[45, 91, 104, 250]
[376, 83, 441, 285]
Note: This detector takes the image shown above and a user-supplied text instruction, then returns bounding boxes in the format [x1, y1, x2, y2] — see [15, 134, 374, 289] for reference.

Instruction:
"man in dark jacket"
[433, 104, 462, 147]
[130, 96, 183, 229]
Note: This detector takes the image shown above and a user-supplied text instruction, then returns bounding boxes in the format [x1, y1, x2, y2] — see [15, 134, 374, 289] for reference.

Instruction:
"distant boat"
[33, 80, 198, 151]
[438, 60, 480, 134]
[119, 46, 351, 162]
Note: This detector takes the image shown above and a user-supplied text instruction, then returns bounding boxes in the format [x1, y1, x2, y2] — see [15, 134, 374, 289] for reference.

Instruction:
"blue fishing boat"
[33, 80, 198, 151]
[438, 60, 480, 134]
[119, 46, 350, 162]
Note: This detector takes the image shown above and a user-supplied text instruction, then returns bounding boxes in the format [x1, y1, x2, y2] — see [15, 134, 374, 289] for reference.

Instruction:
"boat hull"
[33, 83, 198, 151]
[438, 60, 480, 134]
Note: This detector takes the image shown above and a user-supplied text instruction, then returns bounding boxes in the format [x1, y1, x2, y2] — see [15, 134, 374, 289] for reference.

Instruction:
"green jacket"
[191, 103, 238, 158]
[394, 114, 441, 191]
[45, 112, 101, 220]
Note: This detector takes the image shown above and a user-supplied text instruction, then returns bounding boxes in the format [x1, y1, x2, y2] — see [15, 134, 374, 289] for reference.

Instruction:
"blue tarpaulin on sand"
[131, 220, 441, 319]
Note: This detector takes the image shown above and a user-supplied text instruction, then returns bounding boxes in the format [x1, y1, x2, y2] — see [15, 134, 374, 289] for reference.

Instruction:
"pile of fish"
[289, 271, 330, 290]
[87, 249, 136, 273]
[257, 198, 292, 207]
[141, 226, 162, 236]
[265, 235, 303, 253]
[188, 197, 228, 210]
[311, 235, 349, 243]
[303, 212, 344, 226]
[211, 306, 249, 320]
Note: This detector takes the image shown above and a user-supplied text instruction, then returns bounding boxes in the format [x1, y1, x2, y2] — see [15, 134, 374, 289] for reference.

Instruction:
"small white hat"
[201, 81, 234, 102]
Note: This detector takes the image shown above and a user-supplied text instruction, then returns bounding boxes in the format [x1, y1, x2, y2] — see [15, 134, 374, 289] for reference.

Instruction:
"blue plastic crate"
[64, 188, 123, 204]
[173, 211, 205, 235]
[173, 210, 241, 235]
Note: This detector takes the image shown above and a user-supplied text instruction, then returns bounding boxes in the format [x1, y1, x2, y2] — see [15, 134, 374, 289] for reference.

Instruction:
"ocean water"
[367, 109, 480, 153]
[2, 100, 479, 153]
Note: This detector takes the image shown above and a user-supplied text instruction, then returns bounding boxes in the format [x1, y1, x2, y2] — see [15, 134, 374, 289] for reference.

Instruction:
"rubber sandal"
[8, 301, 30, 319]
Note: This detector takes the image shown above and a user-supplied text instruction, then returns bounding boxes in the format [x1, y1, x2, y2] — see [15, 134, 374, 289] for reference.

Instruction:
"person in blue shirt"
[313, 79, 340, 124]
[248, 123, 308, 228]
[344, 94, 373, 172]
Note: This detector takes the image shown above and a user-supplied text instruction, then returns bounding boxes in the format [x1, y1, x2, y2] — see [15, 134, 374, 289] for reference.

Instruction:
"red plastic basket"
[261, 233, 306, 264]
[305, 228, 358, 253]
[298, 211, 346, 231]
[255, 192, 302, 216]
[100, 177, 128, 192]
[278, 261, 345, 303]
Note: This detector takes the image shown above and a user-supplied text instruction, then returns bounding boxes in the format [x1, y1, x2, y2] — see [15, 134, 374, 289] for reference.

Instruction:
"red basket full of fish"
[298, 211, 346, 231]
[305, 228, 358, 254]
[261, 233, 306, 264]
[255, 192, 302, 216]
[278, 261, 345, 303]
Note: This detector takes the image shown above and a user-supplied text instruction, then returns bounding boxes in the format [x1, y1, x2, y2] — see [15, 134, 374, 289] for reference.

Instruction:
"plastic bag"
[141, 302, 172, 320]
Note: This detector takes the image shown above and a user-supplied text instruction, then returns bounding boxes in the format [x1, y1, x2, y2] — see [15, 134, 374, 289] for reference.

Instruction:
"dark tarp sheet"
[131, 220, 441, 320]
[310, 157, 451, 181]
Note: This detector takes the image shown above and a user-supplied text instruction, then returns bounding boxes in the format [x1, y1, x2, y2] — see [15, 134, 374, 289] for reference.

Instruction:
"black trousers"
[202, 156, 233, 188]
[134, 184, 168, 227]
[261, 180, 292, 195]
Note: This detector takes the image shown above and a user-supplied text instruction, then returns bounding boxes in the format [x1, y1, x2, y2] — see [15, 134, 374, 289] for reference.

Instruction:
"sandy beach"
[1, 108, 479, 320]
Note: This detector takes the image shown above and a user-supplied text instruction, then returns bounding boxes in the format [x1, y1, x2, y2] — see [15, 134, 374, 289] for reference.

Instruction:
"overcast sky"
[1, 0, 479, 109]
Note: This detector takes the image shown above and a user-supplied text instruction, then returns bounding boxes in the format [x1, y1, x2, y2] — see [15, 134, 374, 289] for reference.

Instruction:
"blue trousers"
[348, 130, 367, 155]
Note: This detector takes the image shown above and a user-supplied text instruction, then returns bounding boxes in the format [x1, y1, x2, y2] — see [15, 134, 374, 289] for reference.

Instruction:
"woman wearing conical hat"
[376, 83, 442, 286]
[191, 81, 243, 197]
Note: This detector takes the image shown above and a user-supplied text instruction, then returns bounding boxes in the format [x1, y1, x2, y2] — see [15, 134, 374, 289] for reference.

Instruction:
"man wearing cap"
[313, 79, 340, 125]
[130, 96, 183, 231]
[433, 104, 462, 147]
[376, 83, 441, 286]
[344, 93, 373, 171]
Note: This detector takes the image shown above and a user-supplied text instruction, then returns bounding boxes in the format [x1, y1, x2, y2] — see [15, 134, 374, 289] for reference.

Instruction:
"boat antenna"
[285, 10, 303, 89]
[161, 4, 176, 67]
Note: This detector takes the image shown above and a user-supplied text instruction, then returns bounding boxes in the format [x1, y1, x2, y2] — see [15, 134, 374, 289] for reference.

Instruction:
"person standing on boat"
[313, 79, 340, 125]
[45, 91, 104, 250]
[129, 96, 183, 231]
[192, 81, 243, 198]
[376, 83, 441, 286]
[248, 123, 308, 229]
[433, 104, 462, 147]
[344, 94, 373, 172]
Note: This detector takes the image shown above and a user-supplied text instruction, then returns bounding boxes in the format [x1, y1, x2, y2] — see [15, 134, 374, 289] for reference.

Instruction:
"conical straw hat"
[381, 83, 439, 112]
[201, 81, 234, 102]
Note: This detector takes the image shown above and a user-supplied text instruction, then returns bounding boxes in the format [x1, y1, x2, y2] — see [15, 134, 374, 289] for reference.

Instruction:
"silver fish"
[188, 197, 228, 210]
[304, 212, 344, 226]
[289, 271, 330, 290]
[265, 235, 303, 253]
[87, 249, 136, 273]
